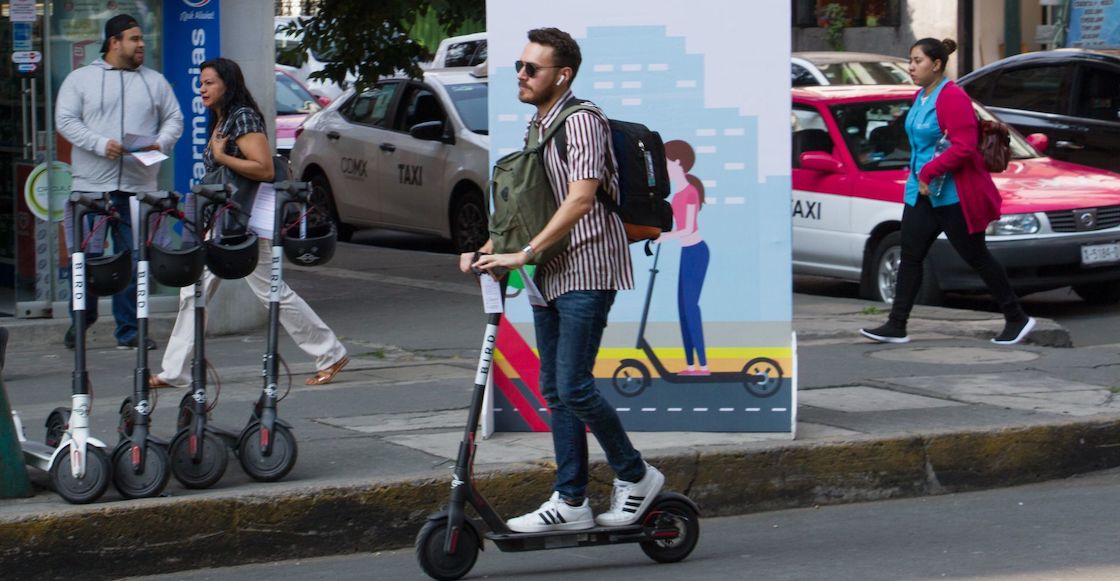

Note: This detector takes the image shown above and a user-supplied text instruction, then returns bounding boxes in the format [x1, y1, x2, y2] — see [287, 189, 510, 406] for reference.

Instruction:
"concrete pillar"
[203, 1, 277, 336]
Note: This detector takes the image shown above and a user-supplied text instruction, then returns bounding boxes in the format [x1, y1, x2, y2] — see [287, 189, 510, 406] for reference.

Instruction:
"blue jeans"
[68, 191, 138, 345]
[678, 242, 709, 367]
[533, 289, 644, 501]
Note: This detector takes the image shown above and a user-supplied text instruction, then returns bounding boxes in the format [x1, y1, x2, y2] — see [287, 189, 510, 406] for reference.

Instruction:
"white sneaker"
[506, 492, 595, 533]
[595, 463, 665, 527]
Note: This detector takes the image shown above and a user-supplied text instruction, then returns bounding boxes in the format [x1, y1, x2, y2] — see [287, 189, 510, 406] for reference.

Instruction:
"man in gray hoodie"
[56, 14, 183, 350]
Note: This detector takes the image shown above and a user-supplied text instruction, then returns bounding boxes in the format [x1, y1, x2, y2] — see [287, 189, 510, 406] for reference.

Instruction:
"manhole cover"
[868, 346, 1039, 365]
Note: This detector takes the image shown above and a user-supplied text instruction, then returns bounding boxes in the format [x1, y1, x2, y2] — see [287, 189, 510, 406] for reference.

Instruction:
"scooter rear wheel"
[50, 444, 111, 504]
[44, 408, 70, 448]
[238, 423, 297, 482]
[170, 430, 229, 489]
[613, 359, 651, 397]
[640, 498, 700, 564]
[415, 518, 479, 581]
[111, 440, 171, 499]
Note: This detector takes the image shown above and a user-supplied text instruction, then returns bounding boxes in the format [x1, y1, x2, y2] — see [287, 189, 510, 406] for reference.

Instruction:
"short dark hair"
[527, 27, 582, 81]
[911, 37, 957, 72]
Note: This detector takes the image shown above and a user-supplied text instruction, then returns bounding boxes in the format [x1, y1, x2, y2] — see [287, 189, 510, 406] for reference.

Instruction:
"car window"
[445, 82, 488, 134]
[791, 106, 835, 168]
[989, 65, 1066, 114]
[275, 72, 319, 115]
[792, 64, 818, 87]
[443, 40, 487, 68]
[830, 101, 912, 171]
[961, 71, 998, 101]
[816, 61, 911, 85]
[398, 85, 446, 132]
[341, 82, 400, 128]
[1076, 66, 1120, 122]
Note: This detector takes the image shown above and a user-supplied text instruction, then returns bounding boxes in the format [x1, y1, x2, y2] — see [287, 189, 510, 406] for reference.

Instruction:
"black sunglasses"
[514, 60, 563, 78]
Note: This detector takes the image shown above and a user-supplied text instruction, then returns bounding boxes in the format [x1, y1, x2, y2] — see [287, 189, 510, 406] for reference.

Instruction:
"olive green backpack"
[487, 104, 597, 265]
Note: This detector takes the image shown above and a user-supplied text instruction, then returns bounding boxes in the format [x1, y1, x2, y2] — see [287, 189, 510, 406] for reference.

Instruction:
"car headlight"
[986, 213, 1040, 236]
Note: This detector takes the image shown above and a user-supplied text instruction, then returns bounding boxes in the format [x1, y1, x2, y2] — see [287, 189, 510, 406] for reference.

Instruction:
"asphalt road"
[127, 468, 1120, 581]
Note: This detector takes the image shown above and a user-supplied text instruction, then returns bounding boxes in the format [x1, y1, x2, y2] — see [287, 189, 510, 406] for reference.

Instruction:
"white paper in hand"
[480, 273, 504, 313]
[519, 267, 547, 307]
[249, 183, 276, 240]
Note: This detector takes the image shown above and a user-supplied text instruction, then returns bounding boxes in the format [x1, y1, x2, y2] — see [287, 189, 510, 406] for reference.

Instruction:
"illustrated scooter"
[11, 193, 129, 503]
[167, 183, 259, 488]
[611, 244, 784, 398]
[415, 263, 701, 581]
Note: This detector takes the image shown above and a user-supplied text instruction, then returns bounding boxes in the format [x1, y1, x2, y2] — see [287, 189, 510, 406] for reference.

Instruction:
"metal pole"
[44, 1, 59, 314]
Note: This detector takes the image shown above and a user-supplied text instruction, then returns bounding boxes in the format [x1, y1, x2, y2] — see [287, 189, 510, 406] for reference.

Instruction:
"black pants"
[889, 196, 1025, 325]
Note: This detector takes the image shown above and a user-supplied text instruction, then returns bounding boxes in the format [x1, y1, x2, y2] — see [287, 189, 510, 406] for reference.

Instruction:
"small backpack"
[978, 119, 1011, 173]
[556, 101, 673, 243]
[487, 106, 588, 265]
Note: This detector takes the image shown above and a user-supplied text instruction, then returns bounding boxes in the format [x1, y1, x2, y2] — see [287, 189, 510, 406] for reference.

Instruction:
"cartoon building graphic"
[489, 26, 794, 433]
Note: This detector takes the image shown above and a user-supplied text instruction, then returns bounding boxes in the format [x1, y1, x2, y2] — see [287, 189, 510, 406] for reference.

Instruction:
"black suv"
[958, 49, 1120, 173]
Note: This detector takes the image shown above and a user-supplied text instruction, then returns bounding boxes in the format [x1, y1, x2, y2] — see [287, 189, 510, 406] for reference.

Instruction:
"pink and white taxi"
[792, 85, 1120, 305]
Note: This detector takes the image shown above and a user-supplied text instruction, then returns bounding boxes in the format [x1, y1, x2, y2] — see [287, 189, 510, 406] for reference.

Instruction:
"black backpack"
[556, 100, 673, 244]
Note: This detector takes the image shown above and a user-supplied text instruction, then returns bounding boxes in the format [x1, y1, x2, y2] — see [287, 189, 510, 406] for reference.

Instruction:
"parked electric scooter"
[611, 244, 785, 398]
[167, 183, 258, 488]
[232, 178, 334, 481]
[111, 191, 205, 498]
[415, 264, 701, 581]
[11, 193, 130, 503]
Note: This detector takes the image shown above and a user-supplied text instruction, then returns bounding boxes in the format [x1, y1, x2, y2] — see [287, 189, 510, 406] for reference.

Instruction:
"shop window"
[793, 0, 900, 28]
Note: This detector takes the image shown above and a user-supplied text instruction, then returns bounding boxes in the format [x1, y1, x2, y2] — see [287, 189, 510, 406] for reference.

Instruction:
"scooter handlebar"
[68, 192, 109, 210]
[135, 191, 177, 209]
[191, 183, 233, 203]
[274, 180, 310, 203]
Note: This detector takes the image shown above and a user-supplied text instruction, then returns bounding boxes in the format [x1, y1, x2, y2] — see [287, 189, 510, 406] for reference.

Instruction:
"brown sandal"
[149, 375, 176, 389]
[306, 356, 349, 386]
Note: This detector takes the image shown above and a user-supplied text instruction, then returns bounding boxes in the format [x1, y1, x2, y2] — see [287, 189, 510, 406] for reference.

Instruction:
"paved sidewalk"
[2, 242, 1119, 579]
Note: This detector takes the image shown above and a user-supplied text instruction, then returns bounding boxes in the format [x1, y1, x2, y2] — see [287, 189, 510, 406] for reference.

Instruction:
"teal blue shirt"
[904, 78, 959, 207]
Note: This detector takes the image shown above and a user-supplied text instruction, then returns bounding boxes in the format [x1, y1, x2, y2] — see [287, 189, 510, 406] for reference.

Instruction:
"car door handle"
[326, 131, 340, 141]
[1055, 140, 1085, 150]
[380, 143, 396, 152]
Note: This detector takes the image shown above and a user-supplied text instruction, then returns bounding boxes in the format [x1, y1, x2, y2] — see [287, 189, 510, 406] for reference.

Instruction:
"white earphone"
[556, 75, 566, 86]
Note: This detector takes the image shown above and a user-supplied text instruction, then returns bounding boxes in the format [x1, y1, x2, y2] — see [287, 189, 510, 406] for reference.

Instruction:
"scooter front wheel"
[742, 357, 784, 398]
[640, 498, 700, 563]
[50, 444, 111, 504]
[170, 430, 229, 489]
[111, 440, 171, 499]
[415, 518, 479, 581]
[613, 359, 651, 397]
[238, 423, 297, 482]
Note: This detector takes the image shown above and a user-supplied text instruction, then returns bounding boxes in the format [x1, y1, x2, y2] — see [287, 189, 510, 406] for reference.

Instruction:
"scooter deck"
[485, 523, 646, 552]
[21, 441, 54, 471]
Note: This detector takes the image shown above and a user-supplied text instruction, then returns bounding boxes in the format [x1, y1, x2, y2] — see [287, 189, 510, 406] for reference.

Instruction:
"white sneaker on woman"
[595, 463, 665, 527]
[506, 492, 595, 533]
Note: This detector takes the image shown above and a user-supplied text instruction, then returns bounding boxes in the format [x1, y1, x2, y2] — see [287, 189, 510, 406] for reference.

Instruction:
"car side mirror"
[410, 120, 448, 142]
[1026, 133, 1049, 153]
[799, 151, 843, 173]
[317, 95, 332, 107]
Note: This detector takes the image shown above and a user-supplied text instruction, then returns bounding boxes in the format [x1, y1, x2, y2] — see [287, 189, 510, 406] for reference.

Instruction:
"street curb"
[4, 419, 1120, 579]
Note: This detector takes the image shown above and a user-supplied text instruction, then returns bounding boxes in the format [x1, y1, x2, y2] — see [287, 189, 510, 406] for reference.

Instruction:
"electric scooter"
[415, 266, 701, 581]
[611, 244, 785, 398]
[111, 191, 195, 499]
[167, 183, 256, 488]
[11, 193, 125, 503]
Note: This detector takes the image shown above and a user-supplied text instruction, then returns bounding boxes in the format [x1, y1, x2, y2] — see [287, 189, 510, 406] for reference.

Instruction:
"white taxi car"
[289, 67, 489, 251]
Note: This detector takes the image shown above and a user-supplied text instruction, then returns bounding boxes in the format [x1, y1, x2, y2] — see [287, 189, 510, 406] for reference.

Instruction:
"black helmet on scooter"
[149, 242, 206, 288]
[205, 232, 259, 279]
[282, 223, 336, 267]
[86, 250, 133, 296]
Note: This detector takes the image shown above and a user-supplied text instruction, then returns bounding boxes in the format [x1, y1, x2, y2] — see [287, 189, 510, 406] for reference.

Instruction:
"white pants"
[157, 238, 347, 386]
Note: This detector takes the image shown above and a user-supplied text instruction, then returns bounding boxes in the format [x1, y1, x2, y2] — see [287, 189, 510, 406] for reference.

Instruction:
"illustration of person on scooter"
[655, 140, 710, 376]
[465, 27, 664, 533]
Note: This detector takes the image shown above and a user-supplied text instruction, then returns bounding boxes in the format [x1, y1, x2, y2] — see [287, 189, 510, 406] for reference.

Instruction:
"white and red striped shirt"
[529, 91, 634, 301]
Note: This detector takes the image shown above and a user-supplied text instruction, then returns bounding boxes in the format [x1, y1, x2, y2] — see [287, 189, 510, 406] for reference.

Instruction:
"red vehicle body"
[791, 85, 1120, 305]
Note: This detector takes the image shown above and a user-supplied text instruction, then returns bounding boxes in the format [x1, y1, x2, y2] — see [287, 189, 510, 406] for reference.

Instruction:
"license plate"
[1081, 242, 1120, 266]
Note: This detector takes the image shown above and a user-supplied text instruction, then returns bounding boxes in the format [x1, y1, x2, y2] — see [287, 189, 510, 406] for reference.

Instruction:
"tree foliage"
[279, 0, 485, 91]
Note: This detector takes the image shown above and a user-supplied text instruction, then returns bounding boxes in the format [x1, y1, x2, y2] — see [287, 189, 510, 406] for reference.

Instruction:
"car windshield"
[830, 99, 1039, 171]
[445, 82, 488, 134]
[276, 71, 319, 115]
[816, 61, 912, 85]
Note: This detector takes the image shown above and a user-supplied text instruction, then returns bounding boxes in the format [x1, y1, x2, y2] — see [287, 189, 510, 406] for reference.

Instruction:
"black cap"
[100, 14, 140, 54]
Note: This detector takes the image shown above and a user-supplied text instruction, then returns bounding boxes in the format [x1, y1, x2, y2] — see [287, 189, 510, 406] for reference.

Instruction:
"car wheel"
[450, 189, 488, 253]
[1072, 281, 1120, 305]
[309, 173, 353, 242]
[861, 231, 943, 306]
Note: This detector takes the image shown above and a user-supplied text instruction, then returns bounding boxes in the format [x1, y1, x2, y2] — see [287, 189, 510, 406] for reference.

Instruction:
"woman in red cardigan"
[861, 38, 1034, 345]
